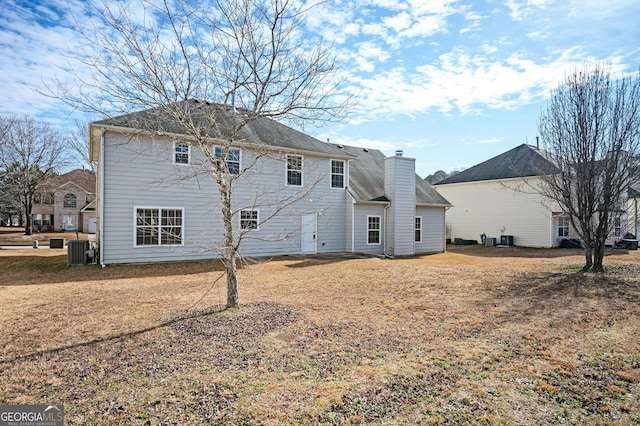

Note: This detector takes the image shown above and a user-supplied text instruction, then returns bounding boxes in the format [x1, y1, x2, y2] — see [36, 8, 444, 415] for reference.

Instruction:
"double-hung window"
[367, 215, 381, 245]
[214, 147, 241, 174]
[135, 208, 183, 246]
[174, 142, 190, 165]
[331, 159, 345, 189]
[240, 209, 259, 230]
[558, 217, 569, 238]
[415, 216, 422, 242]
[287, 155, 303, 186]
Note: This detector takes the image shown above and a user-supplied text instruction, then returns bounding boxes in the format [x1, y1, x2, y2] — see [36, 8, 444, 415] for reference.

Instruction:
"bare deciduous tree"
[49, 0, 352, 307]
[537, 63, 640, 272]
[68, 120, 96, 173]
[0, 115, 68, 235]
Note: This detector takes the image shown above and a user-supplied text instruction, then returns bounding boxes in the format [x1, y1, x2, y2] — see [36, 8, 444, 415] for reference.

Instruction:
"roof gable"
[39, 169, 96, 194]
[436, 144, 558, 185]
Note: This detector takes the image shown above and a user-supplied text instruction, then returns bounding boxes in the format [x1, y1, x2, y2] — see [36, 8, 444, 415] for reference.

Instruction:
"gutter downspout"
[383, 203, 392, 258]
[635, 198, 638, 238]
[99, 129, 106, 268]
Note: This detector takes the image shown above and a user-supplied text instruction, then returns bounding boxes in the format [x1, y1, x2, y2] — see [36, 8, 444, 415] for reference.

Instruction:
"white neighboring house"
[435, 144, 580, 248]
[88, 101, 451, 264]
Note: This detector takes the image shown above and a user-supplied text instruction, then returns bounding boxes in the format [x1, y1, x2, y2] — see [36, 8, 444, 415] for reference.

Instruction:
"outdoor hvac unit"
[485, 237, 497, 247]
[68, 240, 89, 266]
[500, 235, 514, 246]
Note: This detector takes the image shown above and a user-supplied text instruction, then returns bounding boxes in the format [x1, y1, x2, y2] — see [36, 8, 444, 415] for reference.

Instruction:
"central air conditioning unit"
[485, 237, 497, 247]
[68, 240, 89, 266]
[500, 235, 514, 246]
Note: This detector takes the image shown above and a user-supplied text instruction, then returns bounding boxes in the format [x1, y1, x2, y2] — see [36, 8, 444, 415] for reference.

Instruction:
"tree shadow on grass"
[477, 269, 640, 335]
[0, 304, 229, 366]
[282, 252, 382, 268]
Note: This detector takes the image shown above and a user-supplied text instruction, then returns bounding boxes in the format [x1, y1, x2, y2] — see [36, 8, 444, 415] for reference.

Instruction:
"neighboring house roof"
[341, 144, 451, 206]
[629, 184, 640, 198]
[81, 199, 96, 212]
[91, 99, 354, 160]
[39, 169, 96, 194]
[436, 144, 558, 185]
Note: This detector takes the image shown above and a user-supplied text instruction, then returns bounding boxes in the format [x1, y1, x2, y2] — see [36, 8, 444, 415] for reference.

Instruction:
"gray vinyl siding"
[415, 206, 446, 254]
[352, 204, 386, 255]
[101, 132, 348, 264]
[384, 156, 417, 256]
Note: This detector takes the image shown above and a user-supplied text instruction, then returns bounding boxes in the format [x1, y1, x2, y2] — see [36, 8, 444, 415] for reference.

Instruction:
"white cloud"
[383, 12, 412, 32]
[475, 138, 503, 144]
[345, 45, 620, 123]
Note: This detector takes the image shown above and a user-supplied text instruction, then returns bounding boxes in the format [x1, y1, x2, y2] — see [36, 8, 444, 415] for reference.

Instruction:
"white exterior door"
[88, 217, 97, 234]
[301, 213, 317, 253]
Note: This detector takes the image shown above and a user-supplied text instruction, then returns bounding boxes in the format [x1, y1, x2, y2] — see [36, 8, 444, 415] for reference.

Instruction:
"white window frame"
[367, 215, 381, 245]
[174, 142, 191, 165]
[63, 193, 77, 209]
[330, 159, 345, 189]
[240, 209, 259, 231]
[134, 207, 185, 247]
[32, 214, 52, 227]
[558, 216, 570, 238]
[415, 216, 422, 243]
[286, 154, 303, 187]
[214, 146, 241, 175]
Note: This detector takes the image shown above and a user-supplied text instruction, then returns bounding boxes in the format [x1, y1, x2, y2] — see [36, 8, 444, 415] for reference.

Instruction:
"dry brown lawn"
[0, 245, 639, 425]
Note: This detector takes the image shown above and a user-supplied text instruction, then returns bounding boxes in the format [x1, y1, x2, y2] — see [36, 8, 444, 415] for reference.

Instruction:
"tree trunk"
[225, 254, 238, 308]
[583, 242, 593, 272]
[592, 240, 606, 273]
[219, 173, 239, 308]
[24, 199, 32, 236]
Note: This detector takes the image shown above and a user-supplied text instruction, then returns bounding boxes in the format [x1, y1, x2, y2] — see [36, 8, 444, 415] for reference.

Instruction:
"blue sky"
[1, 0, 639, 177]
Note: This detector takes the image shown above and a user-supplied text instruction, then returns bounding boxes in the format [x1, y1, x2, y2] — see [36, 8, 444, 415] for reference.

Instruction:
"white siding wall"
[435, 177, 554, 248]
[352, 204, 387, 255]
[384, 156, 417, 256]
[415, 206, 446, 254]
[101, 132, 348, 264]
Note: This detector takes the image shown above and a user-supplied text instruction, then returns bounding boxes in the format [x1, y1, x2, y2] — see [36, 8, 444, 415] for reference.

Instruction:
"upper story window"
[240, 209, 259, 230]
[34, 193, 53, 204]
[174, 142, 190, 165]
[331, 159, 345, 189]
[415, 216, 422, 243]
[287, 155, 303, 186]
[63, 193, 77, 209]
[558, 216, 569, 238]
[214, 147, 241, 175]
[135, 207, 183, 246]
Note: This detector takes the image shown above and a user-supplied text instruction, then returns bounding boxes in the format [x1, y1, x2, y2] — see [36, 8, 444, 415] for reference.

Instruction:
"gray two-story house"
[89, 101, 451, 265]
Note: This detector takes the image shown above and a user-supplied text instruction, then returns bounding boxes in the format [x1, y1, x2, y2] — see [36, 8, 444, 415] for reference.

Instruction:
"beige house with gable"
[31, 169, 96, 233]
[435, 144, 578, 248]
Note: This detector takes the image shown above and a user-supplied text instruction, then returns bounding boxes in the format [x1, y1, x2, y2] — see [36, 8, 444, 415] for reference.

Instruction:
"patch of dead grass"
[1, 246, 639, 424]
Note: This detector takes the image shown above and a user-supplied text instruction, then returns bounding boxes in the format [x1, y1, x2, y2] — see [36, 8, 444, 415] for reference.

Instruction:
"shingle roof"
[92, 100, 353, 159]
[435, 144, 558, 185]
[340, 144, 451, 206]
[40, 169, 96, 194]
